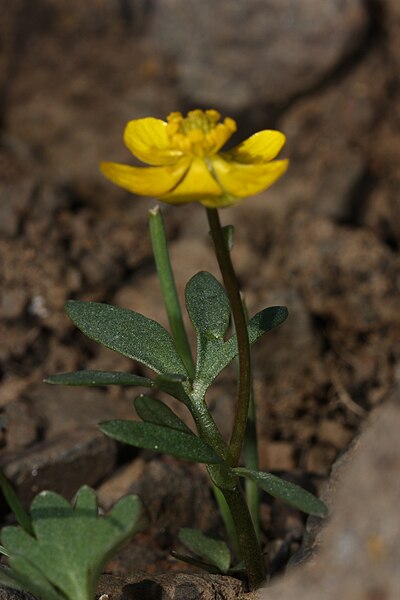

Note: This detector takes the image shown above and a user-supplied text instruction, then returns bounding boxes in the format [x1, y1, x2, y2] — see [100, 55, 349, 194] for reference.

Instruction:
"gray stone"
[152, 0, 368, 110]
[0, 428, 117, 506]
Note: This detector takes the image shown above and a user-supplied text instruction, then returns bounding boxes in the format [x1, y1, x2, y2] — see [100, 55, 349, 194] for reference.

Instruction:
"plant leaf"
[154, 373, 190, 404]
[44, 370, 154, 387]
[203, 306, 288, 385]
[185, 272, 230, 378]
[171, 551, 222, 575]
[65, 300, 187, 377]
[134, 395, 193, 435]
[100, 421, 223, 465]
[233, 467, 328, 517]
[0, 470, 33, 535]
[178, 528, 231, 573]
[1, 486, 142, 600]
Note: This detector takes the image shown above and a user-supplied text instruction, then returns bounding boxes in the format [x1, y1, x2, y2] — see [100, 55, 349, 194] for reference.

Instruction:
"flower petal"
[211, 155, 289, 198]
[160, 158, 223, 205]
[224, 130, 286, 164]
[100, 158, 190, 197]
[124, 118, 182, 165]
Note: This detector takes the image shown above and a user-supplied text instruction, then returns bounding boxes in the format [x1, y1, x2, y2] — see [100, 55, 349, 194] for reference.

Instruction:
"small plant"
[45, 110, 327, 589]
[0, 471, 143, 600]
[0, 110, 327, 597]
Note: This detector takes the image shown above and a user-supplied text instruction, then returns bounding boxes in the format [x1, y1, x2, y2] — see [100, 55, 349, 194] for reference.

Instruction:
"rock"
[256, 395, 400, 599]
[96, 572, 246, 600]
[0, 428, 117, 506]
[152, 0, 369, 111]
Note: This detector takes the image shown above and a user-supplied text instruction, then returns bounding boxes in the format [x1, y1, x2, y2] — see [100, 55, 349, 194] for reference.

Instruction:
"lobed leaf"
[234, 467, 328, 517]
[202, 306, 289, 386]
[65, 300, 187, 377]
[100, 420, 223, 465]
[1, 486, 142, 600]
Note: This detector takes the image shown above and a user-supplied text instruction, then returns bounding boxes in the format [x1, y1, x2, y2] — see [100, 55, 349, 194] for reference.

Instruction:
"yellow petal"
[211, 155, 289, 198]
[100, 159, 190, 197]
[224, 130, 286, 164]
[124, 118, 182, 165]
[160, 158, 223, 205]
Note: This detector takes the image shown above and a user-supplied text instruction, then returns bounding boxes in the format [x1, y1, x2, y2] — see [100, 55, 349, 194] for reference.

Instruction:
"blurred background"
[0, 0, 399, 576]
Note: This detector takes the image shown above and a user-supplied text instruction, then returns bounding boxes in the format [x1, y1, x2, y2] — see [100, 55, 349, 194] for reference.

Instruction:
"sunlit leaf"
[65, 300, 187, 377]
[0, 486, 142, 600]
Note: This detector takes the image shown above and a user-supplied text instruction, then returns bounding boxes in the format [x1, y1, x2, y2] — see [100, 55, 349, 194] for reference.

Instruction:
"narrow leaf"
[234, 468, 328, 517]
[0, 470, 33, 535]
[154, 373, 190, 404]
[100, 421, 223, 464]
[171, 551, 222, 575]
[65, 300, 187, 377]
[44, 370, 154, 387]
[134, 395, 193, 435]
[0, 545, 8, 556]
[178, 528, 231, 573]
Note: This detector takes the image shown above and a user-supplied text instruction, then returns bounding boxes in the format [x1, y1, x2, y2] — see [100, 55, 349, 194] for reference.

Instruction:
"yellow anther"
[166, 109, 237, 157]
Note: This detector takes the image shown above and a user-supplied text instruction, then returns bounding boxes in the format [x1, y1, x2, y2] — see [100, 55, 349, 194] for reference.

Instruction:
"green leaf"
[44, 370, 154, 387]
[134, 395, 193, 435]
[185, 272, 231, 378]
[100, 421, 223, 465]
[171, 551, 222, 575]
[186, 272, 230, 341]
[203, 306, 289, 385]
[154, 373, 190, 404]
[178, 528, 231, 573]
[233, 468, 328, 517]
[0, 470, 33, 535]
[65, 300, 187, 377]
[0, 545, 8, 556]
[1, 486, 142, 600]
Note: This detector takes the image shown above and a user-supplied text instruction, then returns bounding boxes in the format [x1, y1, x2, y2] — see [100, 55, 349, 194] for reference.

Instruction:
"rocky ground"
[0, 0, 399, 598]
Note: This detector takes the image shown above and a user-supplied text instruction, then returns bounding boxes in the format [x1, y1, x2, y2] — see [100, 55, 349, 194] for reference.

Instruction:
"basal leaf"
[234, 467, 328, 517]
[171, 551, 222, 575]
[100, 420, 223, 465]
[134, 395, 193, 435]
[1, 486, 142, 600]
[178, 528, 231, 573]
[65, 300, 187, 377]
[44, 370, 154, 388]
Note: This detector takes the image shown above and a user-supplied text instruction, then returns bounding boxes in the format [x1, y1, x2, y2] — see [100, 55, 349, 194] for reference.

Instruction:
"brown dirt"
[0, 0, 399, 592]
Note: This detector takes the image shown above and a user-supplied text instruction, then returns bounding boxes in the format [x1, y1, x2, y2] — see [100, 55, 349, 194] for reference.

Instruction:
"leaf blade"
[100, 421, 223, 464]
[44, 370, 154, 388]
[178, 528, 231, 573]
[234, 467, 328, 517]
[65, 300, 187, 376]
[134, 395, 193, 435]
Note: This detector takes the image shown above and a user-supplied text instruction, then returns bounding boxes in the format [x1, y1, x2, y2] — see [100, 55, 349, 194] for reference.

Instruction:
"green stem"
[149, 206, 195, 380]
[206, 208, 251, 465]
[222, 485, 266, 589]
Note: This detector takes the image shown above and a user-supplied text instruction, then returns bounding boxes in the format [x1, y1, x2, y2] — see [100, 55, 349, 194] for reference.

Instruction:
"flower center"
[166, 109, 237, 157]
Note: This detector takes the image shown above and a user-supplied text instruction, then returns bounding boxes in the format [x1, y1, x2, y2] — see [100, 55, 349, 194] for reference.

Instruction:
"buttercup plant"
[43, 109, 328, 590]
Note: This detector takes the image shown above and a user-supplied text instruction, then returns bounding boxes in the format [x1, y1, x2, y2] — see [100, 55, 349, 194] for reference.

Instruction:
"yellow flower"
[101, 109, 288, 208]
